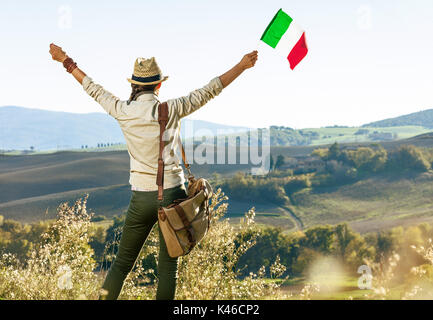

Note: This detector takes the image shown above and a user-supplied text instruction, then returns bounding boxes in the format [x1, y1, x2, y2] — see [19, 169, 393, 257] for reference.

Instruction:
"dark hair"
[127, 83, 158, 105]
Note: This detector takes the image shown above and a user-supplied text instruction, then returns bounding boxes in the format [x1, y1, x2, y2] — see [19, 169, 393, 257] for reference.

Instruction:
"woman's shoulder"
[117, 99, 160, 122]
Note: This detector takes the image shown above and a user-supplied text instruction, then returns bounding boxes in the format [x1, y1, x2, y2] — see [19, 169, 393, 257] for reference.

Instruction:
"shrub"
[91, 215, 106, 222]
[311, 148, 329, 159]
[388, 145, 431, 172]
[0, 196, 100, 299]
[323, 160, 357, 186]
[284, 176, 311, 195]
[275, 155, 285, 170]
[344, 147, 388, 173]
[176, 190, 285, 299]
[355, 129, 369, 135]
[0, 191, 287, 300]
[220, 173, 289, 205]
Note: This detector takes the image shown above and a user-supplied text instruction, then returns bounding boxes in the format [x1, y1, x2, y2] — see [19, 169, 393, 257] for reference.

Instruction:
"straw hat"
[127, 57, 168, 85]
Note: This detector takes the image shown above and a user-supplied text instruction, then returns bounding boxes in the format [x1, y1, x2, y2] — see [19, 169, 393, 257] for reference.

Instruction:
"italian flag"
[261, 9, 308, 70]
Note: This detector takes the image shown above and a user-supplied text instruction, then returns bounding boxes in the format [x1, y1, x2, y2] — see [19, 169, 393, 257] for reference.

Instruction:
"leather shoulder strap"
[156, 102, 193, 202]
[157, 102, 169, 201]
[177, 126, 192, 178]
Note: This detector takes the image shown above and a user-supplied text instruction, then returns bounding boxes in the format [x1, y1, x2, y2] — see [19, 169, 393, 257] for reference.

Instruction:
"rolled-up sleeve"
[168, 76, 223, 119]
[82, 76, 123, 118]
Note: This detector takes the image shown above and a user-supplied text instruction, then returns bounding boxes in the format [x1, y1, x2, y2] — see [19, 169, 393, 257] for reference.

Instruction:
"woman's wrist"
[236, 61, 247, 72]
[63, 56, 78, 73]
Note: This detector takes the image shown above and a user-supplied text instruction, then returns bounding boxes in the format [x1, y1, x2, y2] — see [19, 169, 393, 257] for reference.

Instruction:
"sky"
[0, 0, 432, 129]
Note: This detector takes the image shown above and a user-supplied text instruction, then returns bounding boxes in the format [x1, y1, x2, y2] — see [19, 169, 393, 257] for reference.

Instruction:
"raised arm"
[49, 43, 122, 118]
[49, 43, 86, 84]
[169, 50, 258, 119]
[219, 50, 258, 88]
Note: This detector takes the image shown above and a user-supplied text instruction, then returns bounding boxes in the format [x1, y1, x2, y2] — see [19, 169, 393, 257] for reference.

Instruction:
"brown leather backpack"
[156, 102, 213, 258]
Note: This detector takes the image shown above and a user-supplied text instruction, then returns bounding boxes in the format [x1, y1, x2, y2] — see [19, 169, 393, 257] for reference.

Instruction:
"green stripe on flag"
[260, 9, 293, 48]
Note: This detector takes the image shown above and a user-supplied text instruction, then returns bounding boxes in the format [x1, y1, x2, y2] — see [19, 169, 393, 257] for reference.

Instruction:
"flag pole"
[252, 39, 261, 58]
[255, 39, 261, 51]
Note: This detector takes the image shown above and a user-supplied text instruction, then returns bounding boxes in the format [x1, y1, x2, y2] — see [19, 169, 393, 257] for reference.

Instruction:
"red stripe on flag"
[287, 32, 308, 70]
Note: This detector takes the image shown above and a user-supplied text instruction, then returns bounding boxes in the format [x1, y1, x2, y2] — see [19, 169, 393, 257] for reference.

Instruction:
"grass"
[92, 218, 115, 230]
[291, 171, 433, 233]
[305, 125, 431, 146]
[209, 125, 432, 149]
[0, 184, 131, 223]
[208, 170, 433, 234]
[4, 193, 430, 300]
[3, 154, 433, 234]
[225, 199, 296, 231]
[3, 133, 433, 235]
[276, 275, 410, 300]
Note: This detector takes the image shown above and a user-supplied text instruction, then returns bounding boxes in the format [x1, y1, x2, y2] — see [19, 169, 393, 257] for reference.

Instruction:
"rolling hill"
[2, 105, 433, 231]
[0, 148, 252, 222]
[2, 106, 433, 152]
[290, 172, 433, 233]
[1, 133, 433, 233]
[0, 106, 251, 151]
[362, 108, 433, 128]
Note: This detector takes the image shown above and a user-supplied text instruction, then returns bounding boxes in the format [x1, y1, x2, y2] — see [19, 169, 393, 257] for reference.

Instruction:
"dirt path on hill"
[279, 205, 304, 231]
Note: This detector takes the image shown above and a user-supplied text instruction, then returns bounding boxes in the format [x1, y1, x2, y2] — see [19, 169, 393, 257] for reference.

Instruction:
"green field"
[5, 125, 431, 157]
[203, 125, 432, 149]
[278, 276, 406, 300]
[216, 170, 433, 234]
[2, 132, 433, 235]
[290, 172, 433, 233]
[305, 126, 431, 145]
[277, 276, 371, 300]
[225, 199, 296, 231]
[2, 144, 128, 156]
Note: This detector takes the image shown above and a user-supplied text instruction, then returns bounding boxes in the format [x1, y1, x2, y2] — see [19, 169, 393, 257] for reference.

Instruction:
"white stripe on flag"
[275, 20, 304, 58]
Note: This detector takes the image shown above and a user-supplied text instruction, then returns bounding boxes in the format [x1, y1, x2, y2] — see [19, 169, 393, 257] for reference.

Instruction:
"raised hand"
[239, 50, 258, 70]
[49, 43, 86, 84]
[49, 43, 67, 63]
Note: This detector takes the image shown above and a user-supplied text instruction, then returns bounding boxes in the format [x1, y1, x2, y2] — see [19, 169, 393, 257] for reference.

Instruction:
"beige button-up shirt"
[82, 76, 224, 191]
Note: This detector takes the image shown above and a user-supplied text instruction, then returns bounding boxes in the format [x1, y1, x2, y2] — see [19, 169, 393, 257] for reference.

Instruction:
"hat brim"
[127, 76, 168, 86]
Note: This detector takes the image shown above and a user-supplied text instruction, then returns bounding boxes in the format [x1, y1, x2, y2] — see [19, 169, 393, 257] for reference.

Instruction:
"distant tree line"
[217, 143, 433, 205]
[218, 172, 311, 205]
[79, 142, 124, 149]
[311, 143, 433, 187]
[96, 142, 123, 148]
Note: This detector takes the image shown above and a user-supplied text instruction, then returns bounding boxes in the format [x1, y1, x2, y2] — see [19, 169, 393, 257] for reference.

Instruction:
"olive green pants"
[101, 184, 187, 300]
